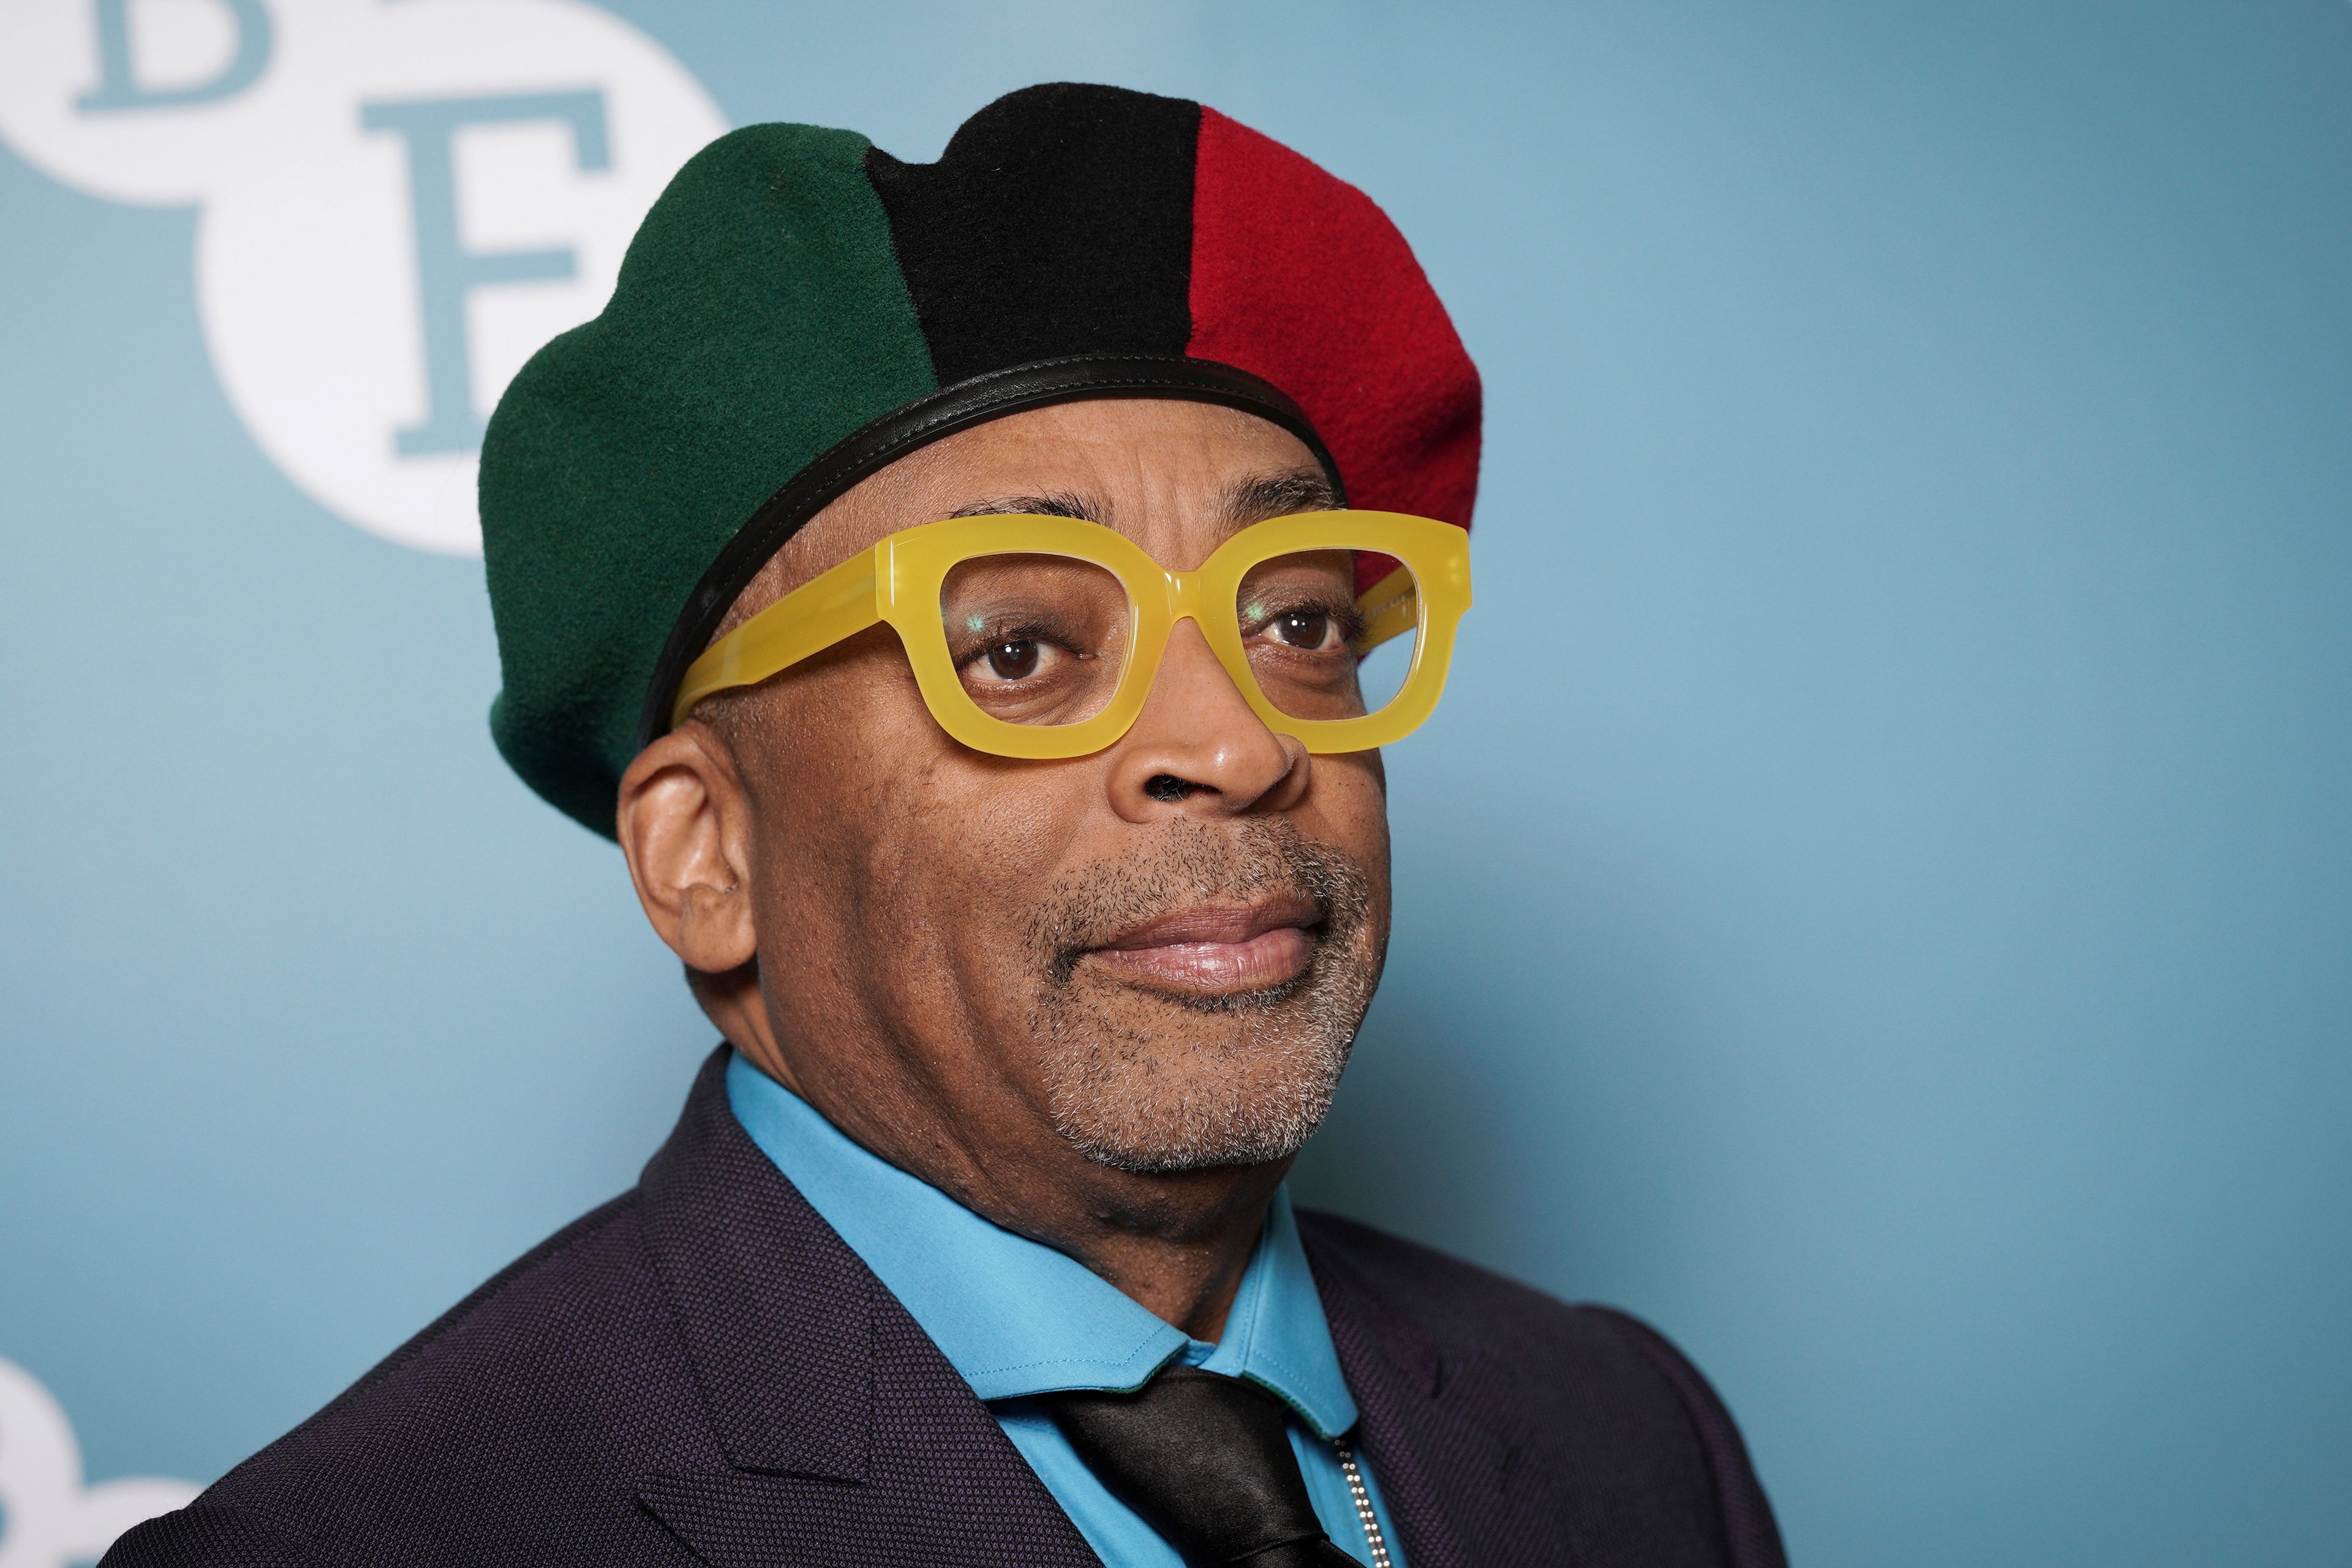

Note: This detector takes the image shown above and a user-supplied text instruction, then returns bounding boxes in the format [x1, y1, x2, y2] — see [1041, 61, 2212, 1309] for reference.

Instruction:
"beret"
[480, 82, 1480, 836]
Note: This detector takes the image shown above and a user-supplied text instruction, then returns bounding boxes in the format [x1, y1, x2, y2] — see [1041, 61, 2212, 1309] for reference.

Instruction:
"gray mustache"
[1028, 819, 1374, 985]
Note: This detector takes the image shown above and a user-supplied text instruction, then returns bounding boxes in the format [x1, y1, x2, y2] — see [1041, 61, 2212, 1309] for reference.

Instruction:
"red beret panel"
[1187, 107, 1483, 538]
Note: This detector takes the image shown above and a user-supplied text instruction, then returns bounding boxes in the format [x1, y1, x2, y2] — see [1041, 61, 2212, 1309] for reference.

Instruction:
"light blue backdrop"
[4, 4, 2348, 1565]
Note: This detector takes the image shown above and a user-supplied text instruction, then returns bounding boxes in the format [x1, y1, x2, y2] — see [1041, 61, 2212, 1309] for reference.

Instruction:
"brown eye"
[1274, 609, 1333, 650]
[985, 639, 1042, 680]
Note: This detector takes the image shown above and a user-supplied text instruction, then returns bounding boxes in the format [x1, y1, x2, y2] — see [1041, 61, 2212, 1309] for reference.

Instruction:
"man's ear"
[616, 720, 759, 976]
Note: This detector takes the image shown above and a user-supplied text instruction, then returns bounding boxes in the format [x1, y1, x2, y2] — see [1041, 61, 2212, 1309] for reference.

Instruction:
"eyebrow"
[1222, 468, 1338, 528]
[938, 467, 1338, 533]
[945, 491, 1103, 522]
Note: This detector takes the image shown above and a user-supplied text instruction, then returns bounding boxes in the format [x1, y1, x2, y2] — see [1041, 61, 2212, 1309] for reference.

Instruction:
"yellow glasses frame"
[671, 508, 1472, 758]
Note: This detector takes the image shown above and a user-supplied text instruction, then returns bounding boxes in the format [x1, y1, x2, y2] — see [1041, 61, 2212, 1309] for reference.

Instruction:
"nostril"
[1144, 774, 1202, 802]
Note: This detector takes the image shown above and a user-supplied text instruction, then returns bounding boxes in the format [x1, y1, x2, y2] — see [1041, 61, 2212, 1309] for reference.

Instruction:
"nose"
[1106, 619, 1310, 821]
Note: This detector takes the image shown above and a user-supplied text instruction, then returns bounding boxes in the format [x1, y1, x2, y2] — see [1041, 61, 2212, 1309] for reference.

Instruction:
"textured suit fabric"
[104, 1049, 1785, 1568]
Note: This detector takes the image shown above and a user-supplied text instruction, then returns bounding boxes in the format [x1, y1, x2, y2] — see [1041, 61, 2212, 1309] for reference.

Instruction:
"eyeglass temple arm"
[669, 549, 881, 728]
[1349, 564, 1420, 656]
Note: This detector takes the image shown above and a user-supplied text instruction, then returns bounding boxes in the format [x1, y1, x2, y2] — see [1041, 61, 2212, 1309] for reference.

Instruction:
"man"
[109, 84, 1782, 1568]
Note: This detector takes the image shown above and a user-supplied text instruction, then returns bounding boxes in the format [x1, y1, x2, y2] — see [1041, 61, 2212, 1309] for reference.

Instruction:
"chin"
[1033, 973, 1370, 1177]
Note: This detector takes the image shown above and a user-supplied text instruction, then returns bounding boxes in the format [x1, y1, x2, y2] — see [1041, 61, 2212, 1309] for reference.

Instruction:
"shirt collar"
[725, 1052, 1357, 1439]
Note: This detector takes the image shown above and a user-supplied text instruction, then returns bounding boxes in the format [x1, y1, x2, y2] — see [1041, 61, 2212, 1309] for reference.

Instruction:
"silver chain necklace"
[1332, 1441, 1394, 1568]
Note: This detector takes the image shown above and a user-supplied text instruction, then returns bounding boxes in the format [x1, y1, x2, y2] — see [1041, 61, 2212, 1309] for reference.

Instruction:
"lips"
[1079, 897, 1322, 995]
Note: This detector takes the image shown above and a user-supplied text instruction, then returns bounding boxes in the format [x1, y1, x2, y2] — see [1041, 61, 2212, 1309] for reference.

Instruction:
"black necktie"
[1042, 1366, 1362, 1567]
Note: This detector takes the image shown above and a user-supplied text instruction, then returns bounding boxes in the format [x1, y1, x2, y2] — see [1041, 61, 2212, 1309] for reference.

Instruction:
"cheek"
[1306, 752, 1393, 891]
[888, 752, 1098, 941]
[756, 650, 1104, 968]
[846, 755, 1110, 1055]
[736, 643, 945, 938]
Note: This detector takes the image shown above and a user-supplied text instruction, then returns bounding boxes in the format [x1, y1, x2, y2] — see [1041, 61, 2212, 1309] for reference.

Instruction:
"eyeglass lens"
[941, 554, 1133, 726]
[938, 548, 1420, 728]
[1237, 549, 1419, 723]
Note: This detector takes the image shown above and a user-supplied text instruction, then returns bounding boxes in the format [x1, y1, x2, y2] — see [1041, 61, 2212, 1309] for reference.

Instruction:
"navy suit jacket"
[107, 1049, 1785, 1567]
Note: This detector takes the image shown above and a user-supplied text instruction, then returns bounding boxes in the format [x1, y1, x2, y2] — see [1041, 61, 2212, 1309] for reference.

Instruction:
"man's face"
[674, 399, 1391, 1185]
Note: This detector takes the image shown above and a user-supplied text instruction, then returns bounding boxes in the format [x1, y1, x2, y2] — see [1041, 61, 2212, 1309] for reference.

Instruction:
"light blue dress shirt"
[726, 1054, 1405, 1567]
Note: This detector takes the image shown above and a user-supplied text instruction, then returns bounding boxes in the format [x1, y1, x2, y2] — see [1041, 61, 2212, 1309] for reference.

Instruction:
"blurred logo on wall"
[0, 1357, 195, 1568]
[0, 0, 728, 554]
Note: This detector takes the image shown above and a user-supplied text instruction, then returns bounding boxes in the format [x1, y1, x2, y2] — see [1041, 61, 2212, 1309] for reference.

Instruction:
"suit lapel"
[634, 1049, 1101, 1568]
[1303, 1233, 1483, 1568]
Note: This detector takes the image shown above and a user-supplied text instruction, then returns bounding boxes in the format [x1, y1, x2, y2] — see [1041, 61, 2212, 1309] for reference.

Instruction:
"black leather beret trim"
[634, 353, 1344, 751]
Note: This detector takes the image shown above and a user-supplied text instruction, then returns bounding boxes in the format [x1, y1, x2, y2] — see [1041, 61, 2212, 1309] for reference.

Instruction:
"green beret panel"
[480, 123, 937, 835]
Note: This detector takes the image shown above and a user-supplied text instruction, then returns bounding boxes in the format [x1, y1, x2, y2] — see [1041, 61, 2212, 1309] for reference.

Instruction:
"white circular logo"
[0, 1355, 197, 1568]
[0, 0, 729, 554]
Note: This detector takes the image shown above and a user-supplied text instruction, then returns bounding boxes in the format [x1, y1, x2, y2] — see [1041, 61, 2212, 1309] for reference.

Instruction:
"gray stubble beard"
[1025, 820, 1384, 1176]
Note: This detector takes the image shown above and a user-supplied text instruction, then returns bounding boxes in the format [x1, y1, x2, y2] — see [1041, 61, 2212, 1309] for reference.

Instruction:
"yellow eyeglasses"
[671, 509, 1472, 758]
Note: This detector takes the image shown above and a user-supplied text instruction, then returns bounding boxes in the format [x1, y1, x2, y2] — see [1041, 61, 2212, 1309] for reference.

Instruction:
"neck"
[1044, 1161, 1292, 1340]
[710, 980, 1285, 1341]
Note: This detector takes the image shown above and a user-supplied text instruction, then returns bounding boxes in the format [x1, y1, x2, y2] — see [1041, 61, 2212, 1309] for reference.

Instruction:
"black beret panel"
[865, 83, 1200, 384]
